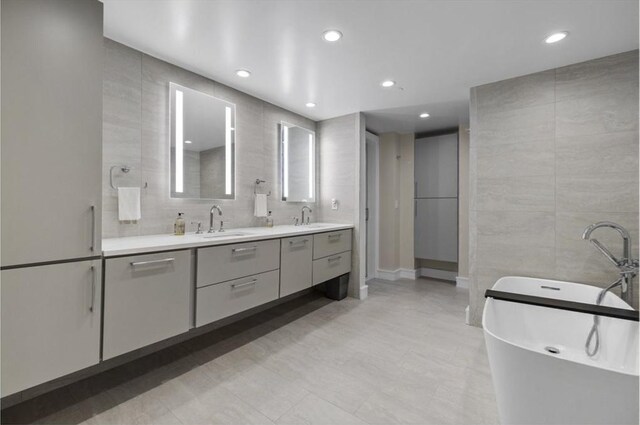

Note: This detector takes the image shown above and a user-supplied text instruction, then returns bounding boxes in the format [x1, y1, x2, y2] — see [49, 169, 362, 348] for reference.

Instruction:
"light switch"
[331, 199, 339, 210]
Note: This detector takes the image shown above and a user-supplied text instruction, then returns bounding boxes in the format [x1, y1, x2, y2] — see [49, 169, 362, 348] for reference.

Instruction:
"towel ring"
[254, 179, 271, 196]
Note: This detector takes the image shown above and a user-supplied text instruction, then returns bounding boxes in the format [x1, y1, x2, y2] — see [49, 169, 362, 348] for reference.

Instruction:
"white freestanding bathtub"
[483, 276, 639, 425]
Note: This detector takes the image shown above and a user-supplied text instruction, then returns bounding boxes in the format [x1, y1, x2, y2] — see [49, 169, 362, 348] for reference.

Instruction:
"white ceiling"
[103, 0, 638, 134]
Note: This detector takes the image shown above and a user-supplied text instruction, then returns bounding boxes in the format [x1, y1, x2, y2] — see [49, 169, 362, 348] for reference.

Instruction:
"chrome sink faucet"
[582, 221, 639, 304]
[209, 205, 223, 233]
[301, 206, 312, 225]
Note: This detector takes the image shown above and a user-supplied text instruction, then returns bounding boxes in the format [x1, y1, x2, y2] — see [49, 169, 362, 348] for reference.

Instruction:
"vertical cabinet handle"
[89, 265, 96, 313]
[415, 200, 417, 217]
[90, 205, 96, 252]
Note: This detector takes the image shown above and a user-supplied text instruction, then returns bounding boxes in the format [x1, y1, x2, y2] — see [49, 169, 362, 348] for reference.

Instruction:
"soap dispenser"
[174, 213, 186, 235]
[266, 211, 274, 228]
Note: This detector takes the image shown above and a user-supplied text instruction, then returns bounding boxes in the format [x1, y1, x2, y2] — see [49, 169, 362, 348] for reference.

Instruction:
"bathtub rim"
[482, 276, 639, 378]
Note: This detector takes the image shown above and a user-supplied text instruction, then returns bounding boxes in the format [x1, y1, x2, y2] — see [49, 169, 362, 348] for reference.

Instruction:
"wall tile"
[556, 131, 638, 176]
[475, 103, 555, 147]
[476, 137, 554, 178]
[556, 172, 638, 213]
[474, 69, 555, 114]
[102, 39, 142, 237]
[556, 90, 638, 138]
[476, 211, 555, 247]
[476, 175, 555, 212]
[555, 50, 639, 102]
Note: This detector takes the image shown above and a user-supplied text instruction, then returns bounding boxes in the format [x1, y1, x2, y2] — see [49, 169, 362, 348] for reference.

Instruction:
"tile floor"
[3, 278, 499, 425]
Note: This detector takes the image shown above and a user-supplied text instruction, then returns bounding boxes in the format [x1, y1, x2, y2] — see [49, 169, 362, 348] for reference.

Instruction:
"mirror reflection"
[170, 82, 235, 199]
[280, 122, 315, 203]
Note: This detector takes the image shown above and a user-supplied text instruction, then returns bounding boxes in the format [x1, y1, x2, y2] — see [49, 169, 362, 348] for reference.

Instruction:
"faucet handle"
[291, 217, 299, 226]
[191, 221, 203, 234]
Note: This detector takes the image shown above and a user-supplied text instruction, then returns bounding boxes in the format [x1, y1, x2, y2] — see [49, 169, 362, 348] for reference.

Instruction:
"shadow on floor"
[1, 291, 334, 424]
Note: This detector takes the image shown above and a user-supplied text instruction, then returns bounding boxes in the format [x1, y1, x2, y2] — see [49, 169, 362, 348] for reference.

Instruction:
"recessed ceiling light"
[419, 113, 430, 118]
[322, 30, 342, 42]
[305, 102, 317, 108]
[545, 31, 568, 44]
[235, 69, 251, 78]
[185, 140, 192, 144]
[381, 80, 395, 88]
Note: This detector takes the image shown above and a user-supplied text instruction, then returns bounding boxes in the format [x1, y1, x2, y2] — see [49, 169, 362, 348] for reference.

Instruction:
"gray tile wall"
[317, 113, 365, 297]
[469, 50, 639, 326]
[103, 39, 317, 237]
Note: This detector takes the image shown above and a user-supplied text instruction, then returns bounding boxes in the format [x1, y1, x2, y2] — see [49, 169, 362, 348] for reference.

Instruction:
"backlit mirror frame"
[279, 121, 316, 203]
[169, 82, 236, 200]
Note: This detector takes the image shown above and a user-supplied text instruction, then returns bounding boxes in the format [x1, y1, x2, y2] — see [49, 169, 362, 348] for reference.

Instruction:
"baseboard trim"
[376, 268, 418, 281]
[376, 269, 398, 281]
[359, 284, 369, 300]
[456, 276, 469, 289]
[419, 267, 457, 282]
[399, 268, 418, 280]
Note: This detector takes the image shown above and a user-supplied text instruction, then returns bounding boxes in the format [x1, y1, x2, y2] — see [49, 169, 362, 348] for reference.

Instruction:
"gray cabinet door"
[280, 235, 313, 297]
[103, 251, 191, 360]
[1, 260, 102, 396]
[1, 0, 103, 266]
[414, 198, 458, 262]
[415, 134, 458, 199]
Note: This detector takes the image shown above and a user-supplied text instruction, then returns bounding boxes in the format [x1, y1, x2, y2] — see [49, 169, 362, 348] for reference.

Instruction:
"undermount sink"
[305, 223, 332, 229]
[200, 232, 248, 239]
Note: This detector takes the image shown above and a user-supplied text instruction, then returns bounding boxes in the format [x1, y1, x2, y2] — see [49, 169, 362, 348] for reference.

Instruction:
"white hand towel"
[254, 193, 268, 218]
[118, 187, 141, 221]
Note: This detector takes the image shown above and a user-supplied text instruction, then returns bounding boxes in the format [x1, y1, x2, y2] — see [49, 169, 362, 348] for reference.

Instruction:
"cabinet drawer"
[280, 235, 313, 297]
[103, 251, 191, 360]
[313, 251, 351, 285]
[196, 270, 280, 327]
[197, 239, 280, 287]
[313, 230, 352, 260]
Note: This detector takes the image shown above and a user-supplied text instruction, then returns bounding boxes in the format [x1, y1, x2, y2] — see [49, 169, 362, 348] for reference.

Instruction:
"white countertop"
[102, 223, 354, 257]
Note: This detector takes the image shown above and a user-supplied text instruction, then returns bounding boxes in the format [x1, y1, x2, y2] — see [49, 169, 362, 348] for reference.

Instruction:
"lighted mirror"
[279, 122, 315, 203]
[170, 82, 235, 199]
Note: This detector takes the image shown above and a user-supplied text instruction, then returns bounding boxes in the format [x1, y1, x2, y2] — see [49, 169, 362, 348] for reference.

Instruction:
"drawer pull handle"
[130, 258, 175, 267]
[289, 239, 309, 245]
[231, 279, 258, 289]
[90, 205, 96, 252]
[328, 233, 342, 241]
[89, 265, 96, 313]
[232, 246, 257, 254]
[328, 255, 342, 263]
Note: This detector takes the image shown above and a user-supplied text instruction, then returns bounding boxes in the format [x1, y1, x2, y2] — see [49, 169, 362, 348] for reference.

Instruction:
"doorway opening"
[365, 131, 379, 281]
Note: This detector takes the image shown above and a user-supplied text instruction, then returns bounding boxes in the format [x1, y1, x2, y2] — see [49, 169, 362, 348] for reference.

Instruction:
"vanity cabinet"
[1, 0, 103, 267]
[280, 235, 313, 297]
[197, 239, 280, 287]
[1, 260, 102, 397]
[312, 230, 352, 285]
[103, 251, 191, 360]
[196, 270, 280, 327]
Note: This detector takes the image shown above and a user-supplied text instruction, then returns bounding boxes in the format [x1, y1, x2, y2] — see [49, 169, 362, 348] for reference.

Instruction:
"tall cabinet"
[414, 133, 458, 263]
[1, 0, 103, 397]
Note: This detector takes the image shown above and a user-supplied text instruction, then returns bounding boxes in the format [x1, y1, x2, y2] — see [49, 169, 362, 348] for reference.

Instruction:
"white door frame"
[365, 131, 380, 281]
